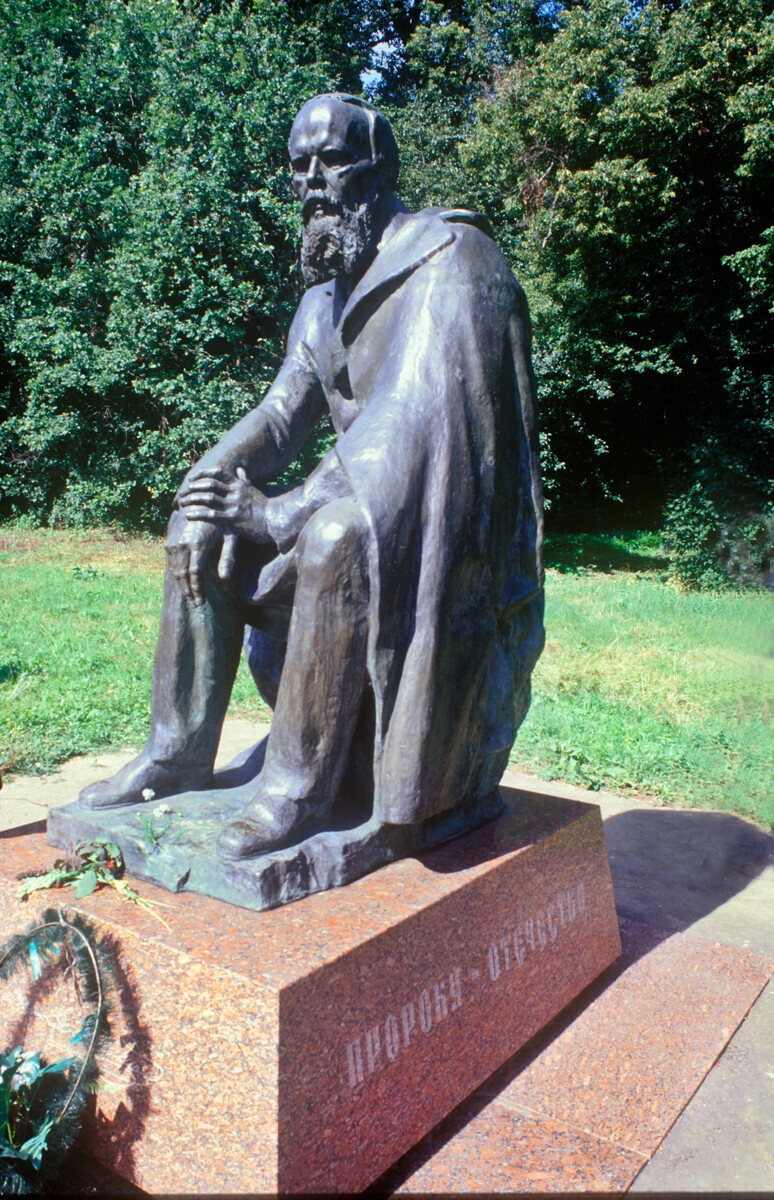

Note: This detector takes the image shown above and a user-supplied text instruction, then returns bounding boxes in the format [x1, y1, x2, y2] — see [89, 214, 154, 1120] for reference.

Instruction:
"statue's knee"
[299, 499, 368, 576]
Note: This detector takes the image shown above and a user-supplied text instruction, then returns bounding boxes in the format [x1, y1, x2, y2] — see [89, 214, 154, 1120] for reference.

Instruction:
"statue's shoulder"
[374, 207, 500, 280]
[287, 280, 336, 352]
[419, 206, 496, 242]
[410, 206, 519, 292]
[411, 206, 509, 273]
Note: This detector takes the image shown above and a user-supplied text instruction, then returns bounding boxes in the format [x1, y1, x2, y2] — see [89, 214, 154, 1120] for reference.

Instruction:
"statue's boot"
[217, 790, 332, 860]
[78, 747, 212, 810]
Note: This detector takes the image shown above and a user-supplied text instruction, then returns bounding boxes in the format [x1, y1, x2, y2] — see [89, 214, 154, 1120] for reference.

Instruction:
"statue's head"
[289, 94, 399, 285]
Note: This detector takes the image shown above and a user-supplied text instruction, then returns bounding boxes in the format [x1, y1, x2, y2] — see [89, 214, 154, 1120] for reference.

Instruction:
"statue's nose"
[305, 155, 325, 187]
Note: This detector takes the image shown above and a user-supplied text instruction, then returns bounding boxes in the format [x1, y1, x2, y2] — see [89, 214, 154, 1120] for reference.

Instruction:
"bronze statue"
[68, 93, 544, 908]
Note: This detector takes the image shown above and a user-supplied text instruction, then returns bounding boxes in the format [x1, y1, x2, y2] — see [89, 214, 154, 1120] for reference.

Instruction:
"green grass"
[0, 528, 268, 777]
[510, 532, 774, 827]
[543, 529, 670, 576]
[1, 527, 772, 829]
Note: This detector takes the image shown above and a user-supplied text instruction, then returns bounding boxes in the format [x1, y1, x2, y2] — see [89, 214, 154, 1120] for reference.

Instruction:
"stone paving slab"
[631, 977, 774, 1193]
[505, 769, 774, 956]
[381, 1100, 647, 1194]
[496, 933, 772, 1159]
[0, 718, 270, 832]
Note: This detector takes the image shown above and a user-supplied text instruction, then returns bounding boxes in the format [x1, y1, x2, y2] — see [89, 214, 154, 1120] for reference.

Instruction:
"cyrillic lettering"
[401, 1001, 416, 1047]
[346, 1039, 364, 1087]
[365, 1025, 381, 1073]
[385, 1015, 400, 1061]
[419, 989, 433, 1032]
[449, 968, 463, 1011]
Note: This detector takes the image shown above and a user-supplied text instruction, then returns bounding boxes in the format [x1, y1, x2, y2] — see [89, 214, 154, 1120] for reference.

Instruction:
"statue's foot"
[217, 794, 326, 861]
[78, 749, 212, 810]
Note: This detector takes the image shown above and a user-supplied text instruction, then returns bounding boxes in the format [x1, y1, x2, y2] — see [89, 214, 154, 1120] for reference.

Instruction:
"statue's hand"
[165, 509, 222, 606]
[178, 466, 270, 543]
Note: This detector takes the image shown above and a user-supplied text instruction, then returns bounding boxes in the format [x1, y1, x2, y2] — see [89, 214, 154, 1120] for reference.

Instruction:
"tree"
[3, 0, 772, 574]
[0, 0, 336, 528]
[370, 2, 552, 208]
[461, 0, 774, 543]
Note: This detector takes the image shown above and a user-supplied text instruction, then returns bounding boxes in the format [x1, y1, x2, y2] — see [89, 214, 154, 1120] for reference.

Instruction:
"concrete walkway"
[2, 720, 773, 1193]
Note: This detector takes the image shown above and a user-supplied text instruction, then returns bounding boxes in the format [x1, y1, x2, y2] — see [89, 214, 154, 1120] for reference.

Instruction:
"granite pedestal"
[1, 787, 621, 1194]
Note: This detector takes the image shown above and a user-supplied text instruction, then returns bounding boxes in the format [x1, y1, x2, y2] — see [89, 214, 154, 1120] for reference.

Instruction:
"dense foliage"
[459, 0, 774, 577]
[0, 0, 334, 529]
[1, 0, 772, 585]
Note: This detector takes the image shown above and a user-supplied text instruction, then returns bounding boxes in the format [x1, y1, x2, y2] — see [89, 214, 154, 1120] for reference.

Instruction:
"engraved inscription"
[344, 880, 587, 1087]
[346, 968, 463, 1087]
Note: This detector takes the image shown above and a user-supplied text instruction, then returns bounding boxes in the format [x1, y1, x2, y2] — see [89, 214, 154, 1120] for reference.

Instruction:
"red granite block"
[0, 788, 620, 1194]
[495, 929, 774, 1158]
[386, 1101, 646, 1193]
[0, 894, 279, 1193]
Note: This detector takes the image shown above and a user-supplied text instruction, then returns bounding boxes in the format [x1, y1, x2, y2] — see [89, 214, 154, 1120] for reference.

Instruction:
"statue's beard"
[300, 195, 377, 285]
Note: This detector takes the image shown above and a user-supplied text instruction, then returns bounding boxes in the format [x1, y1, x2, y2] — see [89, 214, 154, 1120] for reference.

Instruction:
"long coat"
[228, 207, 544, 825]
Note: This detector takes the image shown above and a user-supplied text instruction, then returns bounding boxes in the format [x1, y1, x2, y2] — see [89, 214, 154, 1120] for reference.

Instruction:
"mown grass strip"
[512, 558, 773, 827]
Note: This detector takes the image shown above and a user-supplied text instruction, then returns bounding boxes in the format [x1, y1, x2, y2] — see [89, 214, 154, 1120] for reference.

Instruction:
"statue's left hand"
[178, 466, 270, 543]
[165, 510, 222, 606]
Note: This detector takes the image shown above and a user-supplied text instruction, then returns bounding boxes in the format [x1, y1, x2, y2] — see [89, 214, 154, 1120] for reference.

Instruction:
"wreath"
[0, 908, 114, 1195]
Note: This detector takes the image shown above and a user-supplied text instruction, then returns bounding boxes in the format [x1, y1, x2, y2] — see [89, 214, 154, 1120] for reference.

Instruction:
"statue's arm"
[263, 445, 353, 552]
[167, 292, 328, 603]
[178, 291, 329, 494]
[180, 359, 326, 491]
[180, 441, 352, 554]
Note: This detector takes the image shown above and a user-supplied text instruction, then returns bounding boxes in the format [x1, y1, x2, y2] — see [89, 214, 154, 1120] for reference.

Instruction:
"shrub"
[663, 477, 774, 591]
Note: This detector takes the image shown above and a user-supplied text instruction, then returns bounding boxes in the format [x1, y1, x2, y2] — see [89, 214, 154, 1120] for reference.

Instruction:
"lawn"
[1, 527, 772, 828]
[0, 527, 270, 778]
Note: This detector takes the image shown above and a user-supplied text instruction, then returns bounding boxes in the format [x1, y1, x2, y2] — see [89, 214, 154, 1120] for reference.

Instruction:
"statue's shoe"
[217, 794, 326, 861]
[78, 751, 212, 810]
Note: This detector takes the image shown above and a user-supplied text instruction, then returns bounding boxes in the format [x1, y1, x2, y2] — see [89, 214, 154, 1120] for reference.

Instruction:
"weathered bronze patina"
[54, 94, 545, 909]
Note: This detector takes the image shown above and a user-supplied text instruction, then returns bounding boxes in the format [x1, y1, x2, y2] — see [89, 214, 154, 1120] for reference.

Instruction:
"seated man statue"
[79, 93, 545, 887]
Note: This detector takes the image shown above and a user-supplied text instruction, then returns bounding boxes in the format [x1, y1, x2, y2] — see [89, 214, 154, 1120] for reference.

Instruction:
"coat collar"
[339, 209, 455, 347]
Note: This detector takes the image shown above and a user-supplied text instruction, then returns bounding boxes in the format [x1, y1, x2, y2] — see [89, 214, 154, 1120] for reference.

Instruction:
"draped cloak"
[235, 207, 545, 826]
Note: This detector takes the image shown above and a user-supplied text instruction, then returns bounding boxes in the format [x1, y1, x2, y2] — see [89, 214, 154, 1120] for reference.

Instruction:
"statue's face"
[289, 99, 377, 216]
[289, 99, 381, 284]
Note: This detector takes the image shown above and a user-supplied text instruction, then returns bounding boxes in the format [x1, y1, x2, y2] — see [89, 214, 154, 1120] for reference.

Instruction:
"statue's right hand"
[165, 510, 222, 606]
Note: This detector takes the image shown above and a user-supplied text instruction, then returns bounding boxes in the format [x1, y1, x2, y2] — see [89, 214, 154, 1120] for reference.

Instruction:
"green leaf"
[73, 868, 98, 898]
[97, 839, 122, 862]
[0, 1049, 21, 1136]
[16, 869, 65, 899]
[9, 1052, 43, 1089]
[0, 1143, 26, 1160]
[37, 1056, 75, 1078]
[0, 1049, 23, 1073]
[14, 1114, 56, 1169]
[28, 940, 41, 980]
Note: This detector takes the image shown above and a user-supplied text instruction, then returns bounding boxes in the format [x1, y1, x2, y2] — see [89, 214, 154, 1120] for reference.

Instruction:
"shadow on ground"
[603, 804, 774, 931]
[544, 532, 668, 574]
